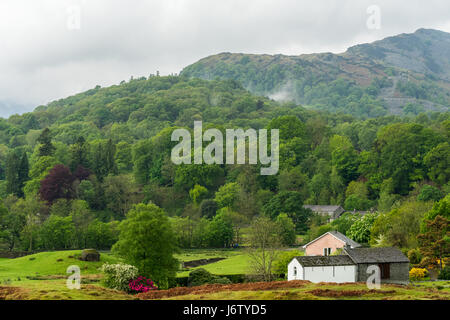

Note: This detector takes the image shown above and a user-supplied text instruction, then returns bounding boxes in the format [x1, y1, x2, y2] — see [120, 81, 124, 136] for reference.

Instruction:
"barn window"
[378, 263, 390, 279]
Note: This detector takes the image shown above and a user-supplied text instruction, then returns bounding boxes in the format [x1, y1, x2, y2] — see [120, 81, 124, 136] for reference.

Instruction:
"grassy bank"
[143, 281, 450, 300]
[0, 250, 121, 281]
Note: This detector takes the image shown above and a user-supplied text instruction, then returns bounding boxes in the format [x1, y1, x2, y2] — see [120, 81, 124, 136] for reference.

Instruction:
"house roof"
[293, 255, 355, 267]
[303, 205, 344, 214]
[344, 247, 410, 264]
[302, 230, 361, 249]
[329, 231, 362, 248]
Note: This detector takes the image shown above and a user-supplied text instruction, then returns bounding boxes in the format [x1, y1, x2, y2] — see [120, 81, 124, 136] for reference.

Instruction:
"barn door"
[378, 263, 390, 279]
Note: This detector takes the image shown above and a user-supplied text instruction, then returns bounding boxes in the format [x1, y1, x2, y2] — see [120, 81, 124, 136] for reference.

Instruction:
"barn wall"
[356, 263, 409, 284]
[305, 234, 346, 256]
[303, 265, 356, 283]
[287, 259, 303, 281]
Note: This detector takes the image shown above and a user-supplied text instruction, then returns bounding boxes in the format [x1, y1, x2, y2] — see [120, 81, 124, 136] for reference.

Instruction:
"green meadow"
[1, 250, 449, 300]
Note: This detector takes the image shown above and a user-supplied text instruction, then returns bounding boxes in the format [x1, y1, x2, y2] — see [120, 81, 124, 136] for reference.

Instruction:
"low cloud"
[0, 0, 449, 117]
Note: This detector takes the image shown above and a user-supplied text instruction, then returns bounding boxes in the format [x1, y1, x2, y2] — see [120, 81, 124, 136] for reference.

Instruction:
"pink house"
[303, 230, 361, 256]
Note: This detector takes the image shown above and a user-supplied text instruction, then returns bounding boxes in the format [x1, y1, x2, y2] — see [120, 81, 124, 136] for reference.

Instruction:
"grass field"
[175, 249, 252, 277]
[0, 250, 449, 300]
[139, 281, 450, 300]
[0, 250, 130, 300]
[0, 249, 254, 299]
[0, 250, 121, 281]
[175, 248, 301, 277]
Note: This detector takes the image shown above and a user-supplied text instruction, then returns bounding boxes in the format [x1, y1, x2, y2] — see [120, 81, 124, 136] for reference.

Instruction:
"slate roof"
[329, 231, 362, 248]
[302, 230, 361, 249]
[303, 205, 344, 214]
[293, 255, 355, 267]
[344, 247, 410, 264]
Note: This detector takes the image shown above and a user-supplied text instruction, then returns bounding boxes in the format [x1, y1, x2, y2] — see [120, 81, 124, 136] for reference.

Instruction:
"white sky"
[0, 0, 449, 117]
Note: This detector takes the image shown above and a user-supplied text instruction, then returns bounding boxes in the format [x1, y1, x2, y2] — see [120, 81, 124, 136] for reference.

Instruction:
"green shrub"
[188, 268, 231, 287]
[273, 250, 303, 277]
[417, 185, 443, 202]
[439, 266, 450, 280]
[407, 248, 423, 265]
[211, 277, 232, 285]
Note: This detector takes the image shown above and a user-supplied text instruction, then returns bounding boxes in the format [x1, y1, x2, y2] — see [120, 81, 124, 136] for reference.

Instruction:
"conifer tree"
[17, 152, 29, 197]
[5, 152, 19, 196]
[37, 128, 55, 157]
[70, 136, 89, 171]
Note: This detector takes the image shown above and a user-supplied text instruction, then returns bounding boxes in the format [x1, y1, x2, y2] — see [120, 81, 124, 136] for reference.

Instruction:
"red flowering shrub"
[128, 276, 158, 293]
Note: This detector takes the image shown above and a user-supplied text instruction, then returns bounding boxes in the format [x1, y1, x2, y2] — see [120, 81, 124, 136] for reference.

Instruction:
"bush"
[101, 263, 138, 292]
[188, 268, 212, 287]
[273, 250, 303, 276]
[188, 268, 231, 287]
[128, 276, 158, 293]
[407, 248, 423, 265]
[417, 185, 443, 202]
[409, 268, 428, 281]
[439, 266, 450, 280]
[211, 277, 232, 285]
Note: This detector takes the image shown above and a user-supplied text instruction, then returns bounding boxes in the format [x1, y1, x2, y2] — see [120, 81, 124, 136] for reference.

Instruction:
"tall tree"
[112, 203, 178, 289]
[37, 128, 55, 157]
[418, 215, 449, 270]
[70, 136, 89, 171]
[247, 217, 281, 281]
[17, 152, 29, 197]
[0, 202, 25, 251]
[39, 164, 75, 204]
[5, 152, 20, 196]
[92, 139, 117, 181]
[105, 139, 118, 175]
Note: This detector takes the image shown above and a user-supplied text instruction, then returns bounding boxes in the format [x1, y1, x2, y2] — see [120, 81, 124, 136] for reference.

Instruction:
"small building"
[287, 247, 410, 285]
[303, 205, 345, 222]
[302, 230, 361, 256]
[288, 255, 357, 283]
[344, 247, 410, 284]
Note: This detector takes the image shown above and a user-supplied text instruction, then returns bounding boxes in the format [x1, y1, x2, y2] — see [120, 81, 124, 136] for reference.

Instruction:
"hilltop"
[181, 29, 450, 116]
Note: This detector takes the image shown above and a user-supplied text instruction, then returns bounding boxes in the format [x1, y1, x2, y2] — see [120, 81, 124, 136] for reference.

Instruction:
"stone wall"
[357, 262, 409, 284]
[0, 251, 33, 259]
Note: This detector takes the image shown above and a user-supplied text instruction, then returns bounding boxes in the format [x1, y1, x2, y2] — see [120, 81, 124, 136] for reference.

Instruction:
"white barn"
[287, 255, 357, 283]
[288, 247, 410, 284]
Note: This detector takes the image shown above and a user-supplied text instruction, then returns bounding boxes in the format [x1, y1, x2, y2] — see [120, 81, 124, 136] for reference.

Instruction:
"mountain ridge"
[180, 28, 450, 116]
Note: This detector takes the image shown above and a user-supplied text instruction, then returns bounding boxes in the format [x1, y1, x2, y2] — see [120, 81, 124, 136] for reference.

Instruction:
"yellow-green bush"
[409, 268, 428, 281]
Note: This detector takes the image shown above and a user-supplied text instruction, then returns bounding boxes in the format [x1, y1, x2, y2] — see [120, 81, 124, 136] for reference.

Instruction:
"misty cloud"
[0, 0, 449, 117]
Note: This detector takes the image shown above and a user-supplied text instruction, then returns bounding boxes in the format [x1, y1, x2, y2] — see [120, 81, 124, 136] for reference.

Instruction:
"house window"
[323, 248, 332, 256]
[293, 266, 297, 276]
[378, 263, 390, 279]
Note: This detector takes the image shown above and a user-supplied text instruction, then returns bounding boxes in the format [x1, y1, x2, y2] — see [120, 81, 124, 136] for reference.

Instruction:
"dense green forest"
[0, 75, 448, 261]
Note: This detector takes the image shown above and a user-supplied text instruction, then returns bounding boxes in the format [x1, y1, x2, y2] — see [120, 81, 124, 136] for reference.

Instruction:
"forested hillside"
[0, 70, 448, 263]
[181, 29, 450, 117]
